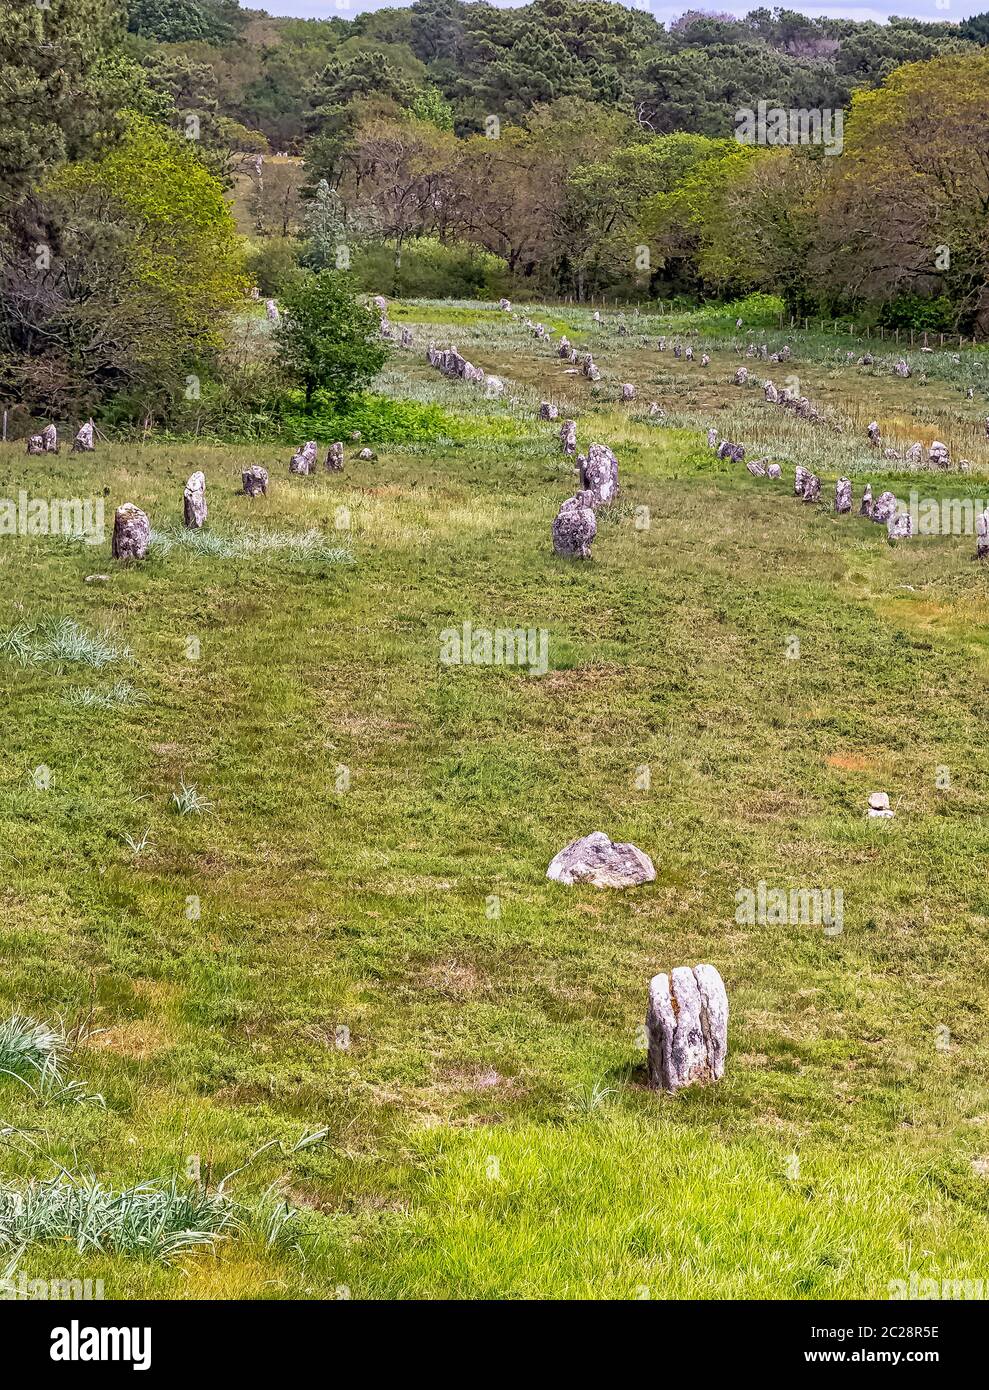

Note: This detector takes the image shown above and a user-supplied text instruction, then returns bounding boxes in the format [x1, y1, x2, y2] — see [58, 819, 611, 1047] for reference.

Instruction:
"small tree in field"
[275, 270, 387, 406]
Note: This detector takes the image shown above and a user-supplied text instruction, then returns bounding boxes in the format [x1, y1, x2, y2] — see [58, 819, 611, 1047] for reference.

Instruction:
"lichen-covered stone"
[580, 444, 619, 506]
[547, 831, 655, 887]
[289, 440, 317, 475]
[183, 472, 207, 530]
[242, 466, 268, 497]
[72, 420, 95, 452]
[646, 964, 728, 1094]
[112, 503, 151, 561]
[551, 491, 597, 559]
[835, 478, 852, 513]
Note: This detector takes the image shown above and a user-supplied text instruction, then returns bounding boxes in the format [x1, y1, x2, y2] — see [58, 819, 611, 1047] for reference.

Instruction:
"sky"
[262, 0, 983, 22]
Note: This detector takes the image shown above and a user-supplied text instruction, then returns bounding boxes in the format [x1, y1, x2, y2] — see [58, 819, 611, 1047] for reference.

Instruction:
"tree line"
[3, 0, 989, 428]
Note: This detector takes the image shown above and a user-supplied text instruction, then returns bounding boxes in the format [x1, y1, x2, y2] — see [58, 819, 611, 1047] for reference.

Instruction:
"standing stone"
[290, 440, 317, 475]
[112, 503, 151, 561]
[557, 337, 571, 359]
[265, 299, 279, 324]
[325, 441, 344, 472]
[868, 791, 894, 819]
[887, 510, 913, 541]
[734, 367, 748, 385]
[648, 402, 664, 417]
[764, 380, 779, 403]
[621, 383, 635, 402]
[707, 427, 718, 449]
[657, 337, 666, 351]
[684, 346, 693, 361]
[802, 473, 821, 503]
[746, 460, 766, 477]
[373, 295, 388, 312]
[701, 353, 710, 367]
[646, 964, 728, 1095]
[539, 402, 558, 421]
[835, 478, 852, 513]
[72, 420, 95, 452]
[499, 298, 511, 312]
[893, 359, 911, 378]
[400, 327, 414, 349]
[183, 471, 207, 529]
[547, 831, 654, 887]
[860, 484, 873, 518]
[905, 442, 922, 463]
[242, 466, 268, 497]
[26, 434, 43, 455]
[872, 490, 898, 526]
[929, 441, 950, 470]
[794, 466, 809, 497]
[976, 507, 989, 558]
[560, 420, 577, 457]
[673, 343, 682, 359]
[42, 424, 58, 453]
[580, 444, 619, 506]
[867, 421, 881, 448]
[552, 491, 597, 559]
[767, 463, 782, 480]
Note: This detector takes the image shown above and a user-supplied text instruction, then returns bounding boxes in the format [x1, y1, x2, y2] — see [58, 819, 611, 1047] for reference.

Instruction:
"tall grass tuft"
[0, 1016, 66, 1081]
[0, 1177, 235, 1260]
[0, 619, 130, 669]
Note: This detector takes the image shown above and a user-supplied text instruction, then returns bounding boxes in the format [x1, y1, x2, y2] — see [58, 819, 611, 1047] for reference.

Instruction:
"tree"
[0, 115, 246, 415]
[808, 52, 989, 332]
[0, 0, 126, 207]
[275, 270, 387, 405]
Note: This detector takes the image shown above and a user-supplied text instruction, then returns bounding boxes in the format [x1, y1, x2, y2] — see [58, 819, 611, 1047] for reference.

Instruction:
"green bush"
[878, 295, 956, 333]
[350, 238, 510, 301]
[276, 391, 457, 444]
[275, 269, 387, 405]
[245, 238, 301, 298]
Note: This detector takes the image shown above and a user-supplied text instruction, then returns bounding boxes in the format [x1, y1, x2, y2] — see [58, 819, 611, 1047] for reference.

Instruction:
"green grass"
[1, 302, 989, 1298]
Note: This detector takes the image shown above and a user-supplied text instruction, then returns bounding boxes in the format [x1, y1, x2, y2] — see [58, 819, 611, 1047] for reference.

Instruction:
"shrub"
[274, 269, 387, 405]
[245, 237, 301, 298]
[350, 238, 510, 301]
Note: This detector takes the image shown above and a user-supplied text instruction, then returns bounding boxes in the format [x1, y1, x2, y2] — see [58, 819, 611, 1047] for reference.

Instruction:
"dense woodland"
[4, 0, 989, 422]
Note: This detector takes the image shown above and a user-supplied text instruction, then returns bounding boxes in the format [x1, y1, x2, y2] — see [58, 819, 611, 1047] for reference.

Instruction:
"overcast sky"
[264, 1, 982, 23]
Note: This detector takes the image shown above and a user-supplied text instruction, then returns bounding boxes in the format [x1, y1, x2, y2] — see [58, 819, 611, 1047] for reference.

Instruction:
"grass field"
[2, 299, 989, 1299]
